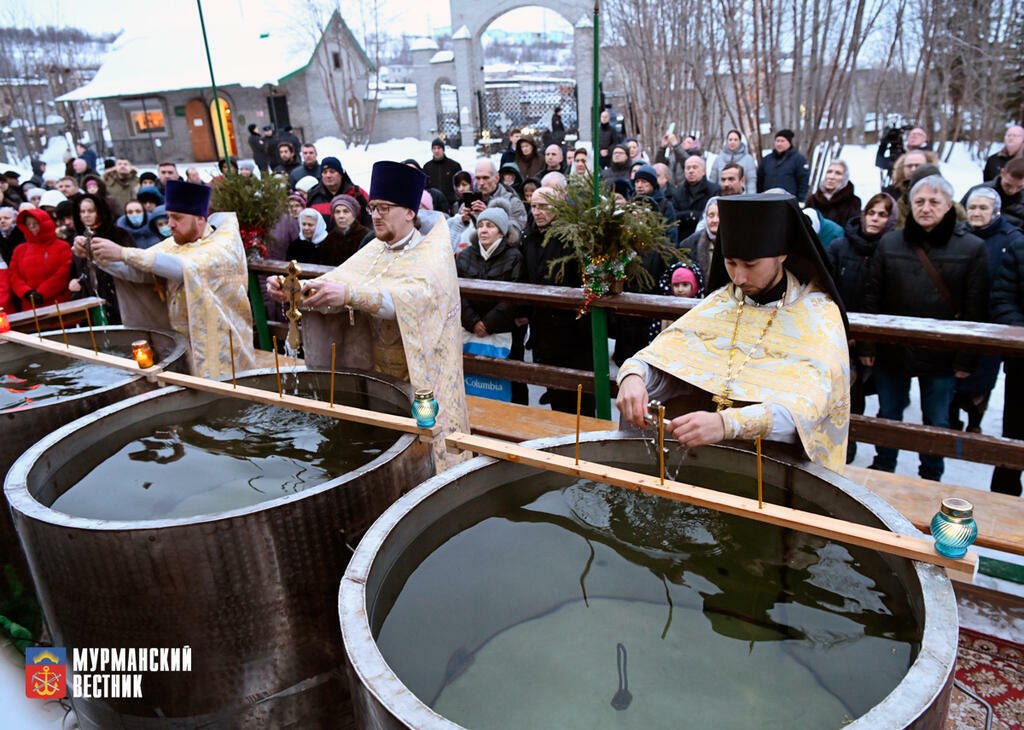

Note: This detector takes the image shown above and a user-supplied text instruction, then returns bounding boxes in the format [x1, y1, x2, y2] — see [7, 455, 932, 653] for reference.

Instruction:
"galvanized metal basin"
[6, 368, 433, 728]
[0, 326, 187, 587]
[340, 432, 958, 730]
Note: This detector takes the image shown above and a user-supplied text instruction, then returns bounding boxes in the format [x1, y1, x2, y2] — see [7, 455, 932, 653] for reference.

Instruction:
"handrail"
[250, 259, 1024, 356]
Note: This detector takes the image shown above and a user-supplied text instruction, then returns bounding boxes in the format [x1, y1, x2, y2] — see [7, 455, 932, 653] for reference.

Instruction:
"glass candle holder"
[0, 307, 9, 333]
[131, 339, 155, 369]
[930, 497, 977, 559]
[412, 389, 439, 428]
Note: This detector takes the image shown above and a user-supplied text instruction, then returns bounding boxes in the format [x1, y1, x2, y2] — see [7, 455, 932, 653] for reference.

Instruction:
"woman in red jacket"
[9, 208, 72, 308]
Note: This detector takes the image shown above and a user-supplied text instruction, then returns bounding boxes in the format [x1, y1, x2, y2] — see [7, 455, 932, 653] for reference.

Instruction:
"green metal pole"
[197, 0, 229, 168]
[248, 270, 272, 351]
[589, 2, 612, 420]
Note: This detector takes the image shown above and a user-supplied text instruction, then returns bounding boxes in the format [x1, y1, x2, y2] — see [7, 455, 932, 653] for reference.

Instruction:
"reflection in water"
[52, 398, 398, 520]
[376, 465, 921, 729]
[0, 347, 132, 411]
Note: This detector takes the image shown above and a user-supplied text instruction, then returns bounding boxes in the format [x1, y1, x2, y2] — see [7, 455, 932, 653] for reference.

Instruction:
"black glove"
[25, 290, 44, 306]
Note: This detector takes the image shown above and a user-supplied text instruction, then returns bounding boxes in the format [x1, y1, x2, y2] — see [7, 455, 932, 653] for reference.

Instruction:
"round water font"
[341, 433, 958, 730]
[6, 368, 433, 728]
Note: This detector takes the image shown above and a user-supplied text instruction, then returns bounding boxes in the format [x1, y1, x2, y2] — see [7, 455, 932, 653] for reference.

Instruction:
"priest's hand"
[669, 411, 725, 447]
[616, 374, 649, 429]
[302, 280, 348, 310]
[88, 237, 124, 266]
[266, 275, 288, 303]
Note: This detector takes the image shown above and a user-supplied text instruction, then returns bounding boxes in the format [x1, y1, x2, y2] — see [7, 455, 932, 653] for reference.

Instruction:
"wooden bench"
[464, 397, 1023, 559]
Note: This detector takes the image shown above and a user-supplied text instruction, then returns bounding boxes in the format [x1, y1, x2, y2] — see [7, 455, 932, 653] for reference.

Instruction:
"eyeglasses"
[368, 203, 394, 215]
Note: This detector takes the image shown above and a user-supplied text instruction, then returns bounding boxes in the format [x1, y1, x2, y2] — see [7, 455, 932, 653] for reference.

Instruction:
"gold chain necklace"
[712, 286, 785, 411]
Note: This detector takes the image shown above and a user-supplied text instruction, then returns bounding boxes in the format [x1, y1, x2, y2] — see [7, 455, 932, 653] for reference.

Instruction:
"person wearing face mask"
[148, 206, 171, 242]
[116, 199, 161, 249]
[68, 193, 137, 323]
[286, 208, 328, 265]
[321, 195, 369, 266]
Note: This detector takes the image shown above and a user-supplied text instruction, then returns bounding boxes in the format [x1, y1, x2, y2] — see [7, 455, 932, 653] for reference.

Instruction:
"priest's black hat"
[164, 179, 211, 218]
[708, 193, 848, 332]
[368, 161, 427, 212]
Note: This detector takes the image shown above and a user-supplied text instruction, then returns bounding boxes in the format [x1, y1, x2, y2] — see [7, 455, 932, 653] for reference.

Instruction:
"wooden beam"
[850, 414, 1024, 470]
[0, 330, 438, 440]
[445, 432, 978, 582]
[253, 259, 1024, 355]
[7, 297, 106, 328]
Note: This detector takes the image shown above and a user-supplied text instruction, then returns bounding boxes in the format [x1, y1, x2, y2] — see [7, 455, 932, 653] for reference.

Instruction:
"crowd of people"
[2, 119, 1023, 494]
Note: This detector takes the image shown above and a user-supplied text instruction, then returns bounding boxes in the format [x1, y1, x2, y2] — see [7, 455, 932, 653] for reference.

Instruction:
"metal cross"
[281, 260, 303, 352]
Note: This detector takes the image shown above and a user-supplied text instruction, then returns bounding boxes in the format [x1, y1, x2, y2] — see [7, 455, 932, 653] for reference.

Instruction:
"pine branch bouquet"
[542, 172, 678, 311]
[210, 173, 289, 258]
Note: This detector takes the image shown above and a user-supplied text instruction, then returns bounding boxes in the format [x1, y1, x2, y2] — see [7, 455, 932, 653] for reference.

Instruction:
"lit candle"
[0, 307, 9, 333]
[131, 339, 155, 368]
[412, 389, 439, 428]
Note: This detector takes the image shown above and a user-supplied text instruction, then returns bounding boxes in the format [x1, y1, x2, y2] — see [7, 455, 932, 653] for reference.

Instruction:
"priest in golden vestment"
[74, 179, 255, 379]
[268, 161, 470, 472]
[617, 193, 850, 472]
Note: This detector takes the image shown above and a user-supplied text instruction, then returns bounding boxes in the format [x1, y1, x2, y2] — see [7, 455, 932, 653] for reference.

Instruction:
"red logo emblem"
[25, 648, 67, 699]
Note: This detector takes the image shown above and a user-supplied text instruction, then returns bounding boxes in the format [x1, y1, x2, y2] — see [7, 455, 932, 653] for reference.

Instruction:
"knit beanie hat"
[330, 194, 360, 219]
[477, 203, 510, 236]
[320, 156, 343, 174]
[431, 137, 445, 149]
[671, 266, 698, 290]
[634, 165, 658, 188]
[775, 129, 795, 143]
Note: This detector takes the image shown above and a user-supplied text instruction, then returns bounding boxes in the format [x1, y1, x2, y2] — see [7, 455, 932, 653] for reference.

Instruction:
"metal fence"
[476, 79, 578, 143]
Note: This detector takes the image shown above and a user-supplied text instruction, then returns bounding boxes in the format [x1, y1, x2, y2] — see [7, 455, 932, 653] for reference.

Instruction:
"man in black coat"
[989, 224, 1024, 496]
[757, 129, 809, 199]
[672, 155, 720, 239]
[422, 138, 462, 208]
[521, 185, 595, 415]
[597, 108, 620, 169]
[247, 124, 268, 172]
[860, 174, 989, 481]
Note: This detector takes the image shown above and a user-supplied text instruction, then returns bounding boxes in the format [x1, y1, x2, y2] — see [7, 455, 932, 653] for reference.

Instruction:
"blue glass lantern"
[412, 389, 439, 428]
[930, 497, 977, 559]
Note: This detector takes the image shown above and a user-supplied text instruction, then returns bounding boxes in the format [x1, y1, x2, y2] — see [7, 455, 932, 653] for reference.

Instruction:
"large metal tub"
[6, 368, 433, 728]
[1, 326, 187, 587]
[340, 432, 958, 730]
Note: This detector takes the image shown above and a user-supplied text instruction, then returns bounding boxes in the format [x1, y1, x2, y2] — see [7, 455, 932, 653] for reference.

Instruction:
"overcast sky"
[3, 0, 574, 39]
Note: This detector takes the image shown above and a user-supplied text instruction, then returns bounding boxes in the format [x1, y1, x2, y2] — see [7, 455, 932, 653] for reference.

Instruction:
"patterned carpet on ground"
[946, 627, 1024, 729]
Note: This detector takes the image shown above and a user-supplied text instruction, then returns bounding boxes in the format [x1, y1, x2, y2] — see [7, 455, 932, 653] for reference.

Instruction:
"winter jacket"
[0, 259, 11, 311]
[274, 159, 301, 178]
[708, 143, 757, 193]
[102, 168, 141, 211]
[805, 182, 862, 227]
[757, 147, 809, 199]
[597, 122, 620, 167]
[307, 175, 371, 227]
[116, 211, 161, 250]
[71, 193, 137, 323]
[673, 177, 721, 239]
[9, 209, 72, 308]
[456, 231, 524, 334]
[0, 225, 25, 265]
[962, 179, 1024, 229]
[423, 155, 463, 206]
[289, 162, 320, 190]
[79, 147, 98, 171]
[450, 183, 528, 240]
[827, 216, 886, 312]
[861, 209, 989, 376]
[520, 220, 593, 368]
[320, 222, 370, 267]
[248, 131, 268, 170]
[984, 149, 1022, 182]
[601, 161, 632, 183]
[971, 215, 1024, 281]
[514, 139, 545, 182]
[643, 187, 678, 245]
[990, 228, 1024, 326]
